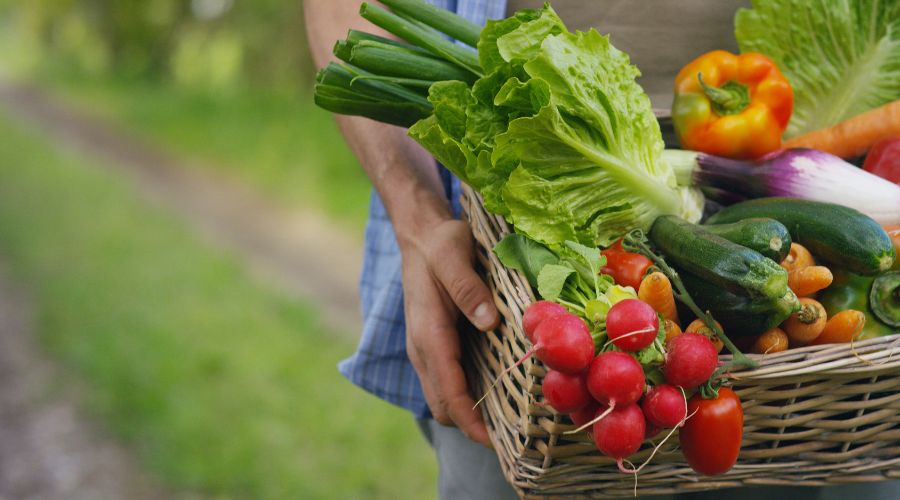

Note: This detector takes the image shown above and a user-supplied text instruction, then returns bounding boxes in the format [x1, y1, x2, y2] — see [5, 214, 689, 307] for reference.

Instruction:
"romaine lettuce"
[735, 0, 900, 138]
[409, 6, 703, 248]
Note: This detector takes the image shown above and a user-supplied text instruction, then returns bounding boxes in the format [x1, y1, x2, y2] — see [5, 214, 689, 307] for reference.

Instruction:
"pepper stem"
[698, 73, 750, 116]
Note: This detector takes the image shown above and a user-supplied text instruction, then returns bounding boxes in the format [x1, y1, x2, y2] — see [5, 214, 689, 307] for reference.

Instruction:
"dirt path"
[0, 264, 170, 500]
[0, 81, 364, 335]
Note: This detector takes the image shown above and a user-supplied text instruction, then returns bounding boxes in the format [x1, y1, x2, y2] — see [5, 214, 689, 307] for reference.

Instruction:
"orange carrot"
[783, 100, 900, 158]
[663, 319, 682, 344]
[884, 225, 900, 257]
[782, 298, 827, 345]
[638, 272, 679, 324]
[686, 318, 724, 353]
[812, 310, 866, 345]
[752, 327, 789, 354]
[780, 243, 815, 272]
[787, 265, 833, 297]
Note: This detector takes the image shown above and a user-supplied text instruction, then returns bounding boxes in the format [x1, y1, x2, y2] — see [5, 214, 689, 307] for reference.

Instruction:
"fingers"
[411, 323, 489, 445]
[431, 341, 490, 445]
[404, 263, 490, 445]
[428, 221, 499, 332]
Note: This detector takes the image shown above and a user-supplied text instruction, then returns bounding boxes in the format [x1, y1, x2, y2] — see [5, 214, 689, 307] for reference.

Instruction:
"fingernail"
[474, 302, 493, 328]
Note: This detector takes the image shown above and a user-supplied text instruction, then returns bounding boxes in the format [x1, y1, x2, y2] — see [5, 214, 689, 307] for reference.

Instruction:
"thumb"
[430, 248, 499, 332]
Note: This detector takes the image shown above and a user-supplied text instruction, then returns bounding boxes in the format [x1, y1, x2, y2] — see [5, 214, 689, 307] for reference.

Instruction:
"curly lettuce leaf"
[411, 5, 703, 248]
[493, 30, 702, 245]
[736, 0, 900, 137]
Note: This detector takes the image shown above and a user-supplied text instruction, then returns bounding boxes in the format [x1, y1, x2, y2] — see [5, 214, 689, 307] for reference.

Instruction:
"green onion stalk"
[313, 0, 484, 126]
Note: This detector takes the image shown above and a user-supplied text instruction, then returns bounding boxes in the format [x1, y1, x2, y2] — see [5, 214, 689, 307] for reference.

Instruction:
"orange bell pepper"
[672, 50, 794, 160]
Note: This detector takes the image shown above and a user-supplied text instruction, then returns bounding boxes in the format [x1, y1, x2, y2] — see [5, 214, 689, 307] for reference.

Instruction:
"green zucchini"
[706, 198, 896, 276]
[678, 269, 800, 337]
[703, 218, 792, 263]
[649, 215, 793, 302]
[870, 271, 900, 328]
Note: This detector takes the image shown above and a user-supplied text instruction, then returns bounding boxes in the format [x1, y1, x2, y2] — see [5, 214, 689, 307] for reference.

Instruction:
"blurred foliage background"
[3, 0, 312, 94]
[0, 1, 437, 499]
[0, 0, 372, 228]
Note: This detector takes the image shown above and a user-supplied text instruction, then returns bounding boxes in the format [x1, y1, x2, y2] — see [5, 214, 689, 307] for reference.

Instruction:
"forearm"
[304, 0, 450, 249]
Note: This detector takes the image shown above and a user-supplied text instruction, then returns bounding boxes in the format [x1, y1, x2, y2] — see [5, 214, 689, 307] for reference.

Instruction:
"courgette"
[870, 271, 900, 328]
[703, 218, 792, 263]
[706, 198, 896, 275]
[648, 215, 793, 302]
[678, 269, 800, 337]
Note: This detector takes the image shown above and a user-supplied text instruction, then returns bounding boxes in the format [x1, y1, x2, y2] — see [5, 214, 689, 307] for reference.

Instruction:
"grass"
[35, 71, 371, 231]
[0, 109, 436, 499]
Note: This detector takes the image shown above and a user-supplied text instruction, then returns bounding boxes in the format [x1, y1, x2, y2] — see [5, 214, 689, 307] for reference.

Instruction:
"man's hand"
[304, 0, 499, 445]
[401, 218, 499, 445]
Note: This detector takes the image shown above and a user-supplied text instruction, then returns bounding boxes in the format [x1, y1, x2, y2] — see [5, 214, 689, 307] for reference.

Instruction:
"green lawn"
[0, 110, 436, 499]
[38, 72, 371, 231]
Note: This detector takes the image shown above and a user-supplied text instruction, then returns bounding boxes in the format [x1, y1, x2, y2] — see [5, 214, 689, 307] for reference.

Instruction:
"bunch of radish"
[525, 298, 721, 473]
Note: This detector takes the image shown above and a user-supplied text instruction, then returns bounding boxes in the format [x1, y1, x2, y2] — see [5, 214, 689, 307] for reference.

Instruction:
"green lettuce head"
[736, 0, 900, 138]
[409, 6, 703, 248]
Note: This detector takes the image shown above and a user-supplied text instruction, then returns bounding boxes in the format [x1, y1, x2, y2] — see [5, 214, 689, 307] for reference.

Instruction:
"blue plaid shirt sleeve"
[337, 0, 507, 418]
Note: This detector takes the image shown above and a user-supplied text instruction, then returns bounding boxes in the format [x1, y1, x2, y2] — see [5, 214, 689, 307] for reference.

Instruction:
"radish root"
[473, 345, 538, 409]
[602, 325, 658, 349]
[618, 387, 696, 496]
[565, 403, 614, 434]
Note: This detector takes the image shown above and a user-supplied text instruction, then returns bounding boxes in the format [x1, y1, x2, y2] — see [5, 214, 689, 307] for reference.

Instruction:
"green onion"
[379, 0, 482, 48]
[359, 3, 481, 77]
[349, 75, 434, 89]
[314, 91, 431, 128]
[348, 41, 478, 84]
[317, 63, 430, 106]
[345, 29, 435, 58]
[333, 40, 353, 62]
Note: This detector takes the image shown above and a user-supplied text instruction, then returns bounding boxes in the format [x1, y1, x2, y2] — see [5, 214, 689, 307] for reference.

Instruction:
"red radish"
[586, 351, 645, 406]
[641, 384, 687, 428]
[645, 420, 661, 440]
[606, 299, 660, 351]
[531, 314, 595, 373]
[542, 370, 591, 413]
[570, 401, 601, 429]
[593, 403, 646, 468]
[523, 301, 568, 342]
[664, 333, 718, 389]
[475, 313, 594, 407]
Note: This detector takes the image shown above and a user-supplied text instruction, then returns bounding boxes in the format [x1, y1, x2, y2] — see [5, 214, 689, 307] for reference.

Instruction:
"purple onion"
[687, 148, 900, 225]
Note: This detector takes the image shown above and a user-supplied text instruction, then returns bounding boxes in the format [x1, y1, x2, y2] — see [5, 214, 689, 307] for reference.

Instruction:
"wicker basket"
[460, 185, 900, 498]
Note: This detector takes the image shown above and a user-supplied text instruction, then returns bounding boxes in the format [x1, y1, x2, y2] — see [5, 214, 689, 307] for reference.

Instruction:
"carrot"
[780, 243, 815, 272]
[686, 318, 724, 353]
[884, 224, 900, 257]
[782, 298, 827, 345]
[787, 265, 833, 297]
[782, 100, 900, 158]
[751, 327, 789, 354]
[638, 272, 679, 324]
[812, 310, 866, 345]
[663, 319, 682, 344]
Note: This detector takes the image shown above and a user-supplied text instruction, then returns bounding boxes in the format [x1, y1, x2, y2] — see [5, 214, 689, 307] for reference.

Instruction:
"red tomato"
[863, 137, 900, 184]
[603, 238, 626, 254]
[600, 251, 652, 290]
[679, 387, 743, 476]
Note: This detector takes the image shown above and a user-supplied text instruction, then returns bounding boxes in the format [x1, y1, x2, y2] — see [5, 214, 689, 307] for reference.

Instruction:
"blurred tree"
[0, 0, 317, 93]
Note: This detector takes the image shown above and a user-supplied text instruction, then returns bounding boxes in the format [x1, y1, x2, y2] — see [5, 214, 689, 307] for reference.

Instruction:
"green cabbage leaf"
[735, 0, 900, 138]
